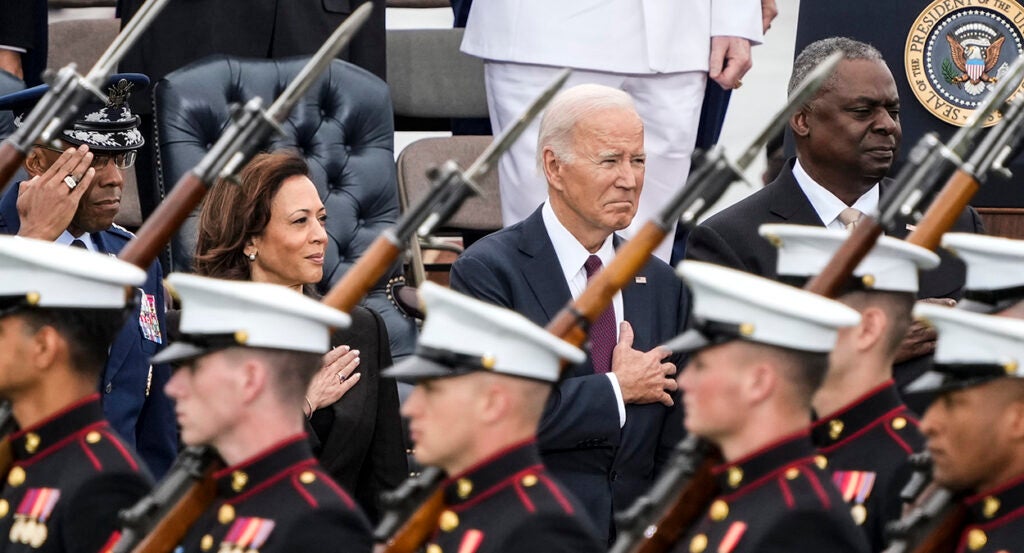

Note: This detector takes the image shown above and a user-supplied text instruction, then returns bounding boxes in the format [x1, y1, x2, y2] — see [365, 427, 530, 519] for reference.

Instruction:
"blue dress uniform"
[424, 440, 603, 553]
[0, 395, 152, 553]
[953, 475, 1024, 553]
[674, 432, 869, 553]
[811, 381, 925, 551]
[177, 435, 372, 553]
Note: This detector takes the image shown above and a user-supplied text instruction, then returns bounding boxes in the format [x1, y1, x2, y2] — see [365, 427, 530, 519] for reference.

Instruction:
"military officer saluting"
[382, 282, 604, 553]
[0, 236, 153, 553]
[904, 303, 1024, 553]
[150, 274, 372, 552]
[666, 261, 869, 553]
[761, 224, 937, 550]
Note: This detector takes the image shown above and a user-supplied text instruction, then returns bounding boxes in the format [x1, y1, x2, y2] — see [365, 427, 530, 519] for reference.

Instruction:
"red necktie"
[584, 255, 616, 374]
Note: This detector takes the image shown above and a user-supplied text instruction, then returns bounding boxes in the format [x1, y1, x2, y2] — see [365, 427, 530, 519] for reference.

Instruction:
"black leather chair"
[0, 70, 25, 141]
[154, 55, 417, 358]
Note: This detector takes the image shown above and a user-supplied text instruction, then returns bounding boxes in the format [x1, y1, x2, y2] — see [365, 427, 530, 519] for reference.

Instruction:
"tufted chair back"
[0, 71, 24, 141]
[154, 55, 416, 358]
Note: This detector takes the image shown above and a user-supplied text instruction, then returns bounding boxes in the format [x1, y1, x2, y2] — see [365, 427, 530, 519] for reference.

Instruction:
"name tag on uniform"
[139, 292, 163, 344]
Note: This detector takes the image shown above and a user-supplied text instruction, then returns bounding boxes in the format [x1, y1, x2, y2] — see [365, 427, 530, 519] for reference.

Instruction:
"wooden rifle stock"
[906, 170, 980, 251]
[119, 172, 206, 269]
[375, 478, 447, 553]
[119, 462, 220, 553]
[546, 223, 667, 349]
[0, 143, 25, 196]
[321, 236, 402, 314]
[803, 219, 884, 297]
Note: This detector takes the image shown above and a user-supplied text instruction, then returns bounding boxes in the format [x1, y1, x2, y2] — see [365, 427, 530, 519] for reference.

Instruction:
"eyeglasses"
[36, 145, 137, 170]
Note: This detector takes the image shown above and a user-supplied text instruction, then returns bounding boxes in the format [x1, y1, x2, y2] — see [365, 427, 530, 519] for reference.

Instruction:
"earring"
[247, 250, 257, 261]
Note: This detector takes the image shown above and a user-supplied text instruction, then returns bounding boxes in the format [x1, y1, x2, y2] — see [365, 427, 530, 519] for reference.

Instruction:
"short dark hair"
[228, 347, 323, 404]
[789, 37, 885, 97]
[769, 345, 830, 407]
[193, 150, 311, 282]
[840, 290, 915, 356]
[17, 307, 128, 378]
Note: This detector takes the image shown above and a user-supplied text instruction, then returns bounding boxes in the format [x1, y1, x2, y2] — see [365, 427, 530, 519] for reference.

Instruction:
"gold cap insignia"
[480, 354, 496, 370]
[25, 292, 40, 306]
[738, 323, 755, 337]
[233, 330, 249, 345]
[861, 274, 876, 289]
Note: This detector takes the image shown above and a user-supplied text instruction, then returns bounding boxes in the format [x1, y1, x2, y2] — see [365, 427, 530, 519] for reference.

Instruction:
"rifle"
[0, 0, 169, 195]
[118, 3, 373, 270]
[906, 90, 1024, 250]
[0, 401, 18, 479]
[605, 51, 843, 553]
[371, 69, 570, 553]
[803, 55, 1024, 297]
[882, 453, 964, 553]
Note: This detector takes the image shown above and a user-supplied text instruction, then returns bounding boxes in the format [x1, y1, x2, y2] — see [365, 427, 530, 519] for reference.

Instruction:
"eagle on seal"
[947, 33, 1005, 95]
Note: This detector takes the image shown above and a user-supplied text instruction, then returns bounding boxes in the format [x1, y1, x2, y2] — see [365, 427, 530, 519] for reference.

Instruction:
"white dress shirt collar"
[541, 201, 616, 286]
[55, 230, 98, 252]
[792, 159, 880, 231]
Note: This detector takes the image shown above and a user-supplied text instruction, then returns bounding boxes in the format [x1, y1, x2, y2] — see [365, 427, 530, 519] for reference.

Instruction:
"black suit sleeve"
[685, 223, 749, 271]
[450, 253, 516, 309]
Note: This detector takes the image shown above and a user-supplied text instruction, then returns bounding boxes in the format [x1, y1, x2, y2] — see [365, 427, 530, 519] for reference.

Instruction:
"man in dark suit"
[449, 84, 687, 543]
[0, 76, 178, 479]
[687, 38, 984, 403]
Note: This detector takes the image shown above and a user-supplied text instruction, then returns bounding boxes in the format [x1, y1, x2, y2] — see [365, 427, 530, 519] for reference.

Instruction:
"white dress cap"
[759, 224, 939, 294]
[942, 233, 1024, 301]
[905, 302, 1024, 394]
[152, 273, 351, 364]
[0, 235, 146, 310]
[666, 261, 861, 354]
[383, 282, 585, 383]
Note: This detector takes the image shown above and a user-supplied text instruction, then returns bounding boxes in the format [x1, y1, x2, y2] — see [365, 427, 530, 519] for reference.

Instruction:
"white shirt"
[542, 202, 627, 426]
[56, 230, 98, 252]
[793, 160, 880, 230]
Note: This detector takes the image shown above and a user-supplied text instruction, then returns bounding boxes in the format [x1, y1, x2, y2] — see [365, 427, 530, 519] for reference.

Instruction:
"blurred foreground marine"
[903, 303, 1024, 553]
[382, 282, 604, 553]
[665, 261, 869, 553]
[152, 274, 373, 553]
[0, 236, 153, 553]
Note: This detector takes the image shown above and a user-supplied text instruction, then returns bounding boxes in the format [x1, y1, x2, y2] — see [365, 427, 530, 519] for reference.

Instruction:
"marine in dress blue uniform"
[0, 75, 177, 478]
[761, 224, 939, 550]
[663, 262, 870, 553]
[0, 236, 155, 553]
[383, 282, 604, 553]
[148, 274, 372, 553]
[903, 304, 1024, 553]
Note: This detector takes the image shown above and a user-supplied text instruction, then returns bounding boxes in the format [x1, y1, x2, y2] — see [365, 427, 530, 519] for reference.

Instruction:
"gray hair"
[788, 37, 885, 97]
[536, 84, 638, 172]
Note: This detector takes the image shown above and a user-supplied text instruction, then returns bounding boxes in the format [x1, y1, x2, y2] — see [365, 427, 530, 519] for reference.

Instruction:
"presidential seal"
[906, 0, 1024, 126]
